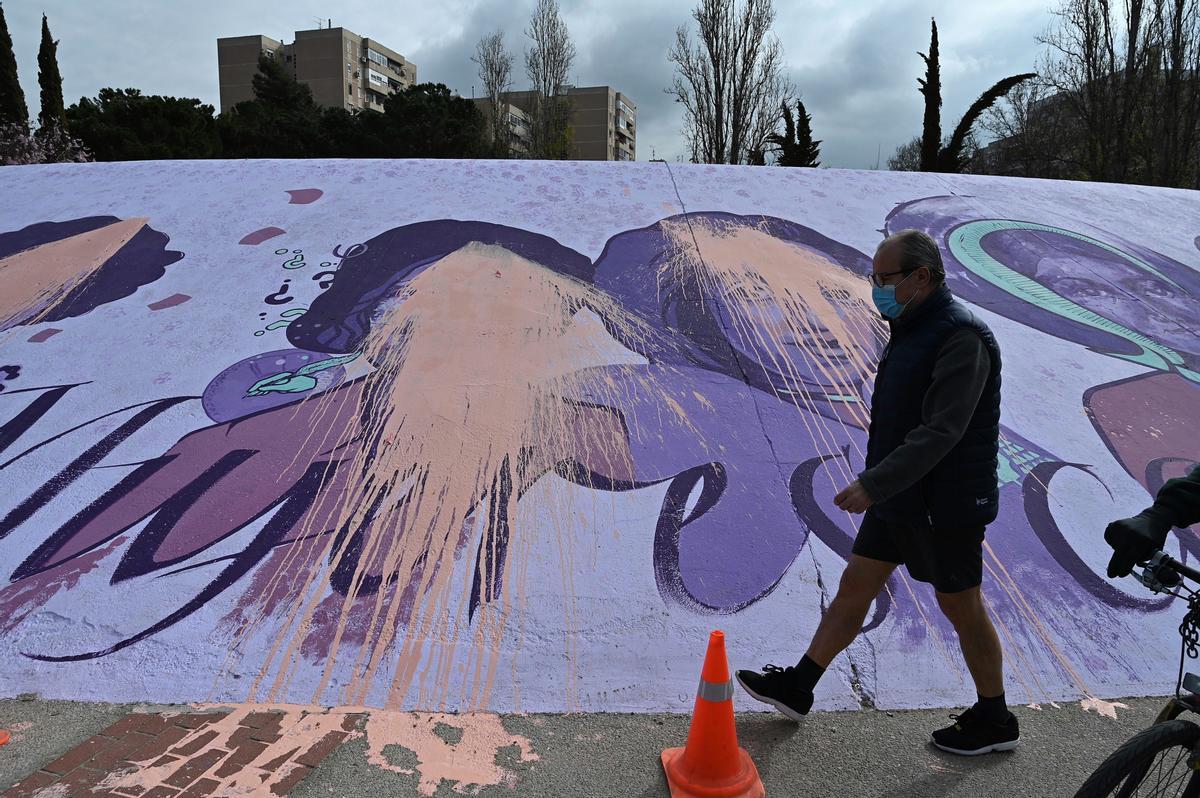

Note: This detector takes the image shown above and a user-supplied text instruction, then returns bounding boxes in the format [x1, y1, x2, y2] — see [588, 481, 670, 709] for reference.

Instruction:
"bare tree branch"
[472, 31, 514, 157]
[668, 0, 789, 164]
[524, 0, 576, 159]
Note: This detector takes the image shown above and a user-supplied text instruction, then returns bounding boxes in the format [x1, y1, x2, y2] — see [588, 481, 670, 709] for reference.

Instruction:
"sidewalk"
[0, 695, 1168, 797]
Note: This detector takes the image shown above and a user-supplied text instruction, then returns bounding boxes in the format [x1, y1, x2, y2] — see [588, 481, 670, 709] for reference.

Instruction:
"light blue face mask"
[871, 271, 915, 319]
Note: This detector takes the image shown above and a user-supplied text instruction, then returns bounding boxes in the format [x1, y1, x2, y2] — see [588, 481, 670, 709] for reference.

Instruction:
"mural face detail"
[0, 162, 1196, 714]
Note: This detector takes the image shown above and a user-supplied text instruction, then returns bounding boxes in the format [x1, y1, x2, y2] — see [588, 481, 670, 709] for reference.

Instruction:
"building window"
[368, 68, 389, 88]
[368, 49, 388, 67]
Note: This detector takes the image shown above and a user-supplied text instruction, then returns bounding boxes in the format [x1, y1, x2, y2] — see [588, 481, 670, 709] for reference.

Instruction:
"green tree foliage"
[37, 14, 64, 129]
[66, 89, 220, 160]
[767, 98, 820, 166]
[218, 54, 322, 157]
[218, 57, 487, 159]
[916, 17, 1035, 173]
[0, 3, 28, 128]
[17, 51, 490, 162]
[373, 83, 489, 158]
[938, 73, 1036, 172]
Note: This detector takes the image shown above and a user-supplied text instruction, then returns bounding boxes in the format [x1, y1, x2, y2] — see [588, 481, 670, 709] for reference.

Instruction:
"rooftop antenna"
[312, 17, 324, 29]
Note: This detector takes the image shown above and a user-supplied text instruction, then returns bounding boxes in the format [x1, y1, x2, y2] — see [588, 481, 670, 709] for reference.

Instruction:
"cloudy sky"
[6, 0, 1055, 167]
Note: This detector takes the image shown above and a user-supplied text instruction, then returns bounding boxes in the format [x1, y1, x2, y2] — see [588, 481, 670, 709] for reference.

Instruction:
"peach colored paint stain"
[363, 711, 537, 797]
[660, 218, 883, 491]
[221, 243, 688, 712]
[100, 704, 360, 797]
[0, 217, 146, 331]
[4, 721, 32, 744]
[100, 704, 533, 798]
[1080, 696, 1129, 720]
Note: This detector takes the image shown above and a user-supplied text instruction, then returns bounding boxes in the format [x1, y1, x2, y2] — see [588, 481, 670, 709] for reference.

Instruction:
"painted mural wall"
[0, 160, 1196, 714]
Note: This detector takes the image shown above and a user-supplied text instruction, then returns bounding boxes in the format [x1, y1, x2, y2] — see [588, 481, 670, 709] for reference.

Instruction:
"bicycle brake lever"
[1136, 567, 1169, 593]
[1136, 551, 1181, 593]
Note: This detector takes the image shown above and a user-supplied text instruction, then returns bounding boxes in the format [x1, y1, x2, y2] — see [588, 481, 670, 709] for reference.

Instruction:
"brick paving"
[2, 709, 366, 798]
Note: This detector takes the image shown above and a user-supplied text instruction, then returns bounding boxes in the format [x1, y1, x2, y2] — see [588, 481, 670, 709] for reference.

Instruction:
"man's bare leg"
[935, 586, 1004, 698]
[805, 554, 897, 667]
[736, 554, 896, 719]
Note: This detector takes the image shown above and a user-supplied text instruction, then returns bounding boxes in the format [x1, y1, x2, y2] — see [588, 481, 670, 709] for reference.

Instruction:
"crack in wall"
[808, 545, 879, 710]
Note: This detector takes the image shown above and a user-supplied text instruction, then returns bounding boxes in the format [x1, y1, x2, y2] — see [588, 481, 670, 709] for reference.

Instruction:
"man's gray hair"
[876, 229, 946, 284]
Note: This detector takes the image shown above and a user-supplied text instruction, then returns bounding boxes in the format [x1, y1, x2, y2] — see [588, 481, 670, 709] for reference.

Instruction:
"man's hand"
[834, 480, 874, 514]
[1104, 511, 1171, 578]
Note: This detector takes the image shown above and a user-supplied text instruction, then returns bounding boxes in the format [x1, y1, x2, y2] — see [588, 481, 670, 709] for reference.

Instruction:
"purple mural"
[0, 160, 1195, 714]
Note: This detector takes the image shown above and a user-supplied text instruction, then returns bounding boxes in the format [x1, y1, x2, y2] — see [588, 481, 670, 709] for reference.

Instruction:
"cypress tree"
[0, 3, 27, 127]
[793, 99, 821, 167]
[37, 13, 65, 129]
[917, 18, 941, 172]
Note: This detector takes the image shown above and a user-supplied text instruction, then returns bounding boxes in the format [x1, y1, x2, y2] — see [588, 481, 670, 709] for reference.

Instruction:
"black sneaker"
[931, 706, 1020, 755]
[735, 664, 814, 721]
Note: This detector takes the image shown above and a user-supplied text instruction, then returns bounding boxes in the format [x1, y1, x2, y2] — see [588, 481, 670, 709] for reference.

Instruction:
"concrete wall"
[0, 161, 1196, 714]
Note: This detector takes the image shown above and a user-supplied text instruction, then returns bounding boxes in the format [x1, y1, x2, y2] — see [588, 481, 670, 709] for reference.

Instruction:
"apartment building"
[217, 26, 416, 114]
[472, 98, 533, 157]
[503, 85, 637, 161]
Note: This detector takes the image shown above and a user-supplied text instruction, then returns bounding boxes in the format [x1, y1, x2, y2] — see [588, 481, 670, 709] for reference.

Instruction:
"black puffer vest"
[866, 285, 1002, 528]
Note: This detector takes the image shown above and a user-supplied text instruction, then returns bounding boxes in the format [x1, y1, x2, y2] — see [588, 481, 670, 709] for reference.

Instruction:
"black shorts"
[851, 510, 985, 594]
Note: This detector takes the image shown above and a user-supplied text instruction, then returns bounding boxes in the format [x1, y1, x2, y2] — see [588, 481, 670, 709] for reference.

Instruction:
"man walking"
[737, 229, 1017, 756]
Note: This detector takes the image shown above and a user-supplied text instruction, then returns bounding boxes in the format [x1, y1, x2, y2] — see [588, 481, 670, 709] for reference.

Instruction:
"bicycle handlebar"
[1135, 550, 1200, 593]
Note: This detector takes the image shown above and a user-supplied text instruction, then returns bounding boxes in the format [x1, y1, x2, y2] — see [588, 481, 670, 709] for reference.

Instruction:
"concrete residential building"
[472, 98, 533, 157]
[504, 85, 636, 161]
[217, 26, 416, 114]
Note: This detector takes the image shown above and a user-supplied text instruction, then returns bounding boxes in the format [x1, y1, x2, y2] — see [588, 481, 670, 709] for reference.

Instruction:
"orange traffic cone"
[662, 630, 765, 798]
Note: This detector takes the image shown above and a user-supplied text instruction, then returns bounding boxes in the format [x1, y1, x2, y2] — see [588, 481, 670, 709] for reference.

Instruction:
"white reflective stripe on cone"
[696, 678, 735, 702]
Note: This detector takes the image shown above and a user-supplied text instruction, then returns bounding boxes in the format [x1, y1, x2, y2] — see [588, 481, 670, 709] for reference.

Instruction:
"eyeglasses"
[869, 268, 913, 288]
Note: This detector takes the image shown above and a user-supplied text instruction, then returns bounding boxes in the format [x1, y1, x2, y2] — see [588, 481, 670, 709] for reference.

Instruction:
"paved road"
[0, 696, 1174, 797]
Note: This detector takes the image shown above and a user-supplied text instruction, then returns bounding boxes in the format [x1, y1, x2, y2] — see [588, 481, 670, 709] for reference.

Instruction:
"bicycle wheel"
[1075, 719, 1200, 797]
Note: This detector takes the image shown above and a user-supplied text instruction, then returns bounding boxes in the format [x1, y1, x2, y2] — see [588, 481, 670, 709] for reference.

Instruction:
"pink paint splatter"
[364, 712, 538, 797]
[27, 328, 61, 343]
[147, 293, 191, 311]
[239, 227, 286, 246]
[287, 188, 324, 204]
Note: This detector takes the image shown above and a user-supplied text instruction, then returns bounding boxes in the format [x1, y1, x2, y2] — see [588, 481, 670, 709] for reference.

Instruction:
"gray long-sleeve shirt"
[858, 329, 992, 504]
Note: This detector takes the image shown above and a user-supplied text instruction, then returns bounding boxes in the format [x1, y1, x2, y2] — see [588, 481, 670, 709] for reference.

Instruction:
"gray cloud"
[6, 0, 1050, 168]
